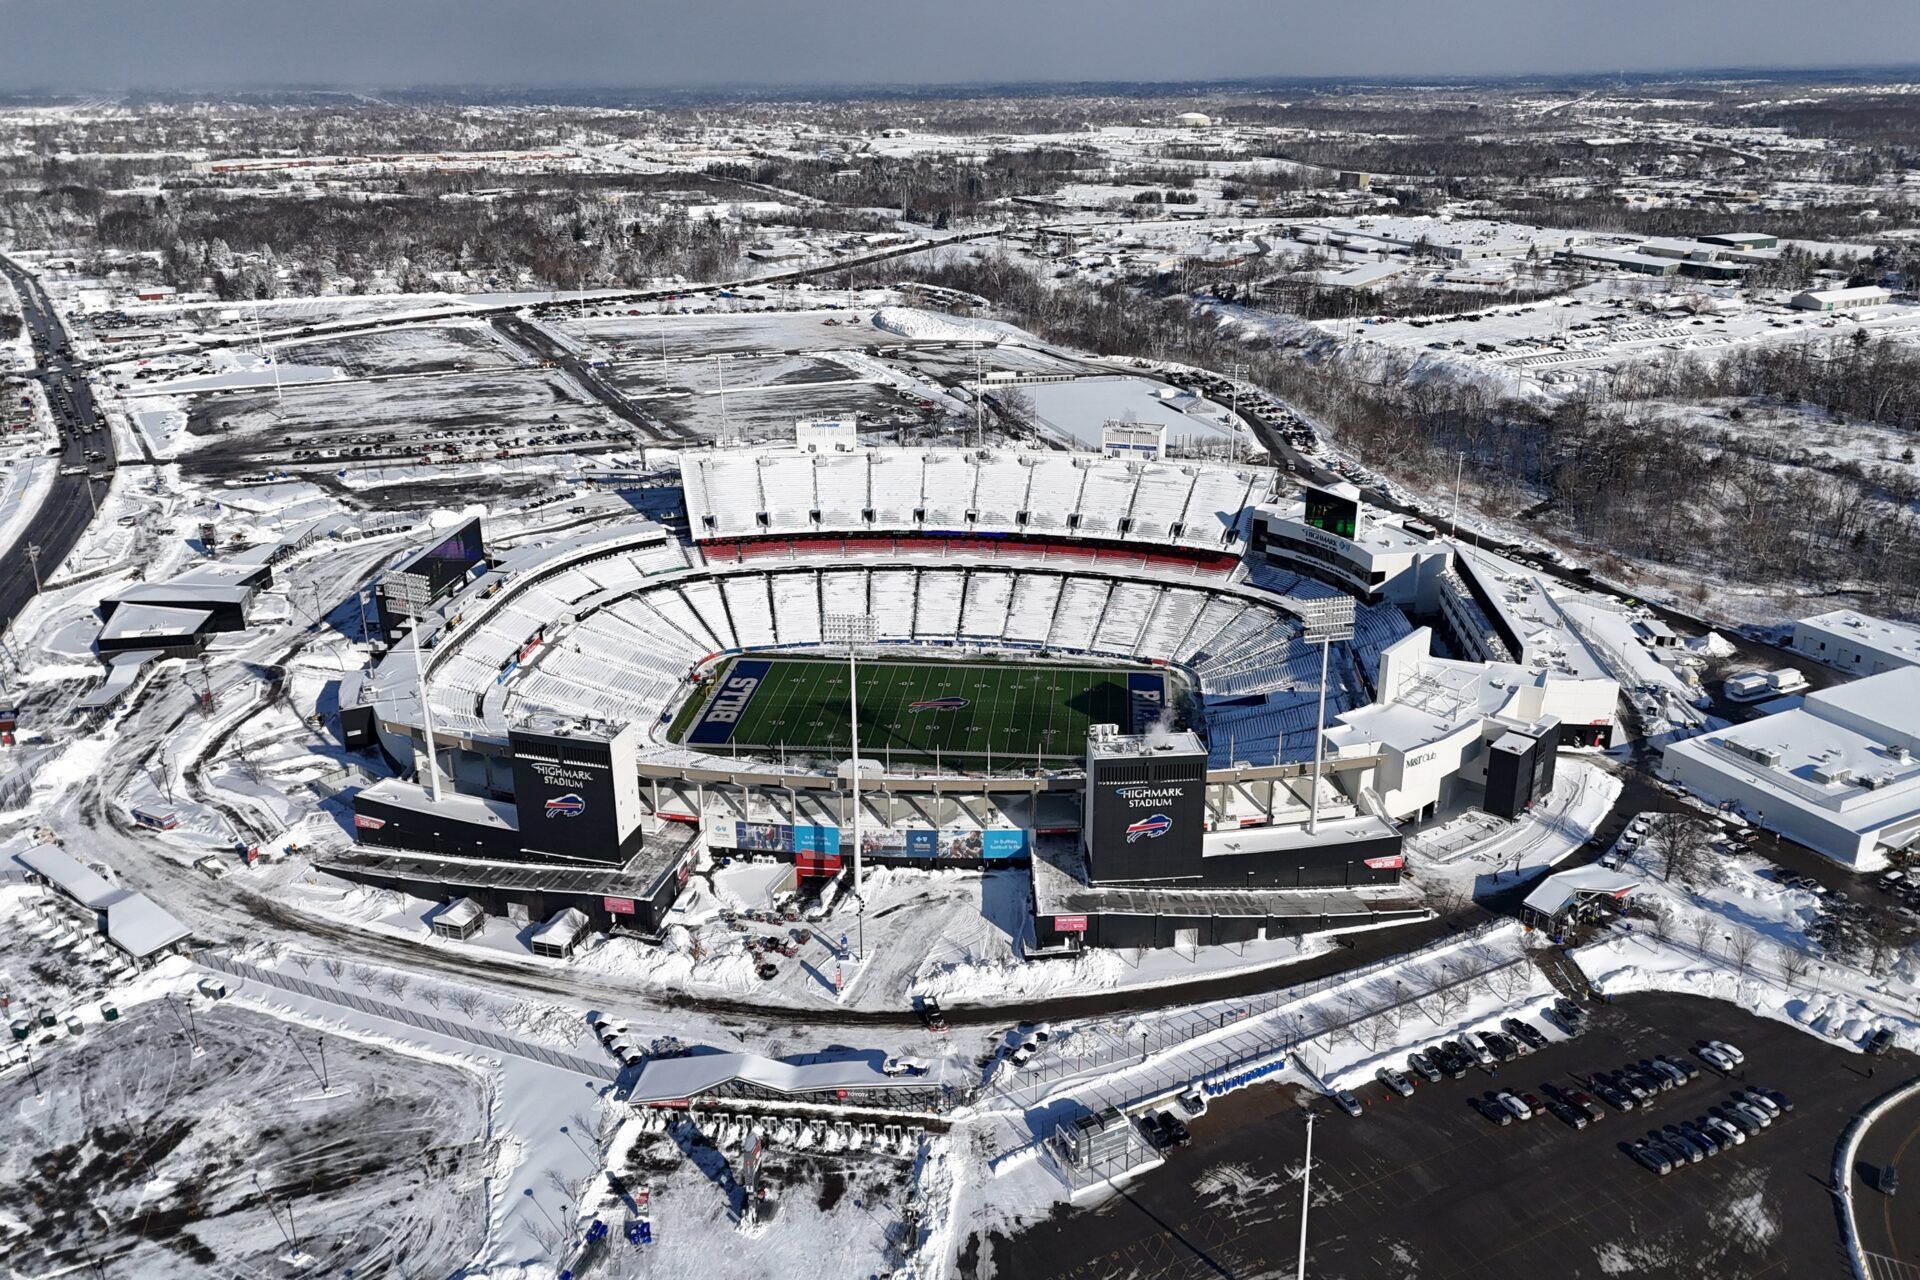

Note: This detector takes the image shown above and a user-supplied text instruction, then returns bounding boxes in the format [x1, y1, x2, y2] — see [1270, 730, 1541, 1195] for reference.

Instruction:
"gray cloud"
[1, 0, 1916, 92]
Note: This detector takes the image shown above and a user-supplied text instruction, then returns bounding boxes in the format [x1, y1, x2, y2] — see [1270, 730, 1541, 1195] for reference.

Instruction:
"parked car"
[1548, 1101, 1588, 1129]
[1460, 1033, 1495, 1067]
[1708, 1039, 1746, 1066]
[1629, 1140, 1673, 1176]
[1734, 1089, 1781, 1119]
[1703, 1115, 1746, 1146]
[1376, 1066, 1416, 1098]
[1138, 1112, 1175, 1151]
[1866, 1027, 1896, 1055]
[1503, 1018, 1548, 1050]
[1333, 1090, 1364, 1118]
[1482, 1032, 1520, 1063]
[1657, 1054, 1700, 1083]
[1470, 1096, 1513, 1127]
[1495, 1091, 1533, 1121]
[918, 997, 949, 1035]
[1698, 1043, 1736, 1072]
[1730, 1099, 1773, 1130]
[1564, 1089, 1606, 1123]
[1407, 1052, 1442, 1084]
[1759, 1087, 1793, 1114]
[1161, 1113, 1192, 1147]
[1593, 1082, 1635, 1112]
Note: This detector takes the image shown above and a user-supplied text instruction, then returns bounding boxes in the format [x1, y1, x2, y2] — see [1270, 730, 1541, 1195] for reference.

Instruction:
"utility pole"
[822, 614, 877, 915]
[1226, 360, 1250, 462]
[972, 343, 985, 448]
[25, 543, 41, 592]
[714, 356, 730, 445]
[1296, 1109, 1315, 1280]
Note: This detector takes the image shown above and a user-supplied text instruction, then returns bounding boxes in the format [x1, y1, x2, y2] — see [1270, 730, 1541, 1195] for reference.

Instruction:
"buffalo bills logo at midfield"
[1125, 813, 1173, 843]
[908, 697, 970, 712]
[545, 793, 586, 819]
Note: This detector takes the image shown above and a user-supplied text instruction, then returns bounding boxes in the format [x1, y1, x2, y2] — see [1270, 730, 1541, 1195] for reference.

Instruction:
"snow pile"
[1574, 931, 1920, 1052]
[1693, 630, 1739, 658]
[914, 949, 1129, 1002]
[871, 306, 1021, 344]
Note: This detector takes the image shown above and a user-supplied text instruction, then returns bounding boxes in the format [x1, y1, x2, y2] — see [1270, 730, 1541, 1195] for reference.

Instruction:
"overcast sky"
[3, 0, 1917, 93]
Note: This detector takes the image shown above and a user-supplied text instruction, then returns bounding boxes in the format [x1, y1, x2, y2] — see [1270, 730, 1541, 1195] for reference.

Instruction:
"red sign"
[353, 814, 386, 831]
[603, 895, 636, 915]
[1364, 855, 1406, 870]
[1053, 914, 1089, 933]
[518, 633, 543, 664]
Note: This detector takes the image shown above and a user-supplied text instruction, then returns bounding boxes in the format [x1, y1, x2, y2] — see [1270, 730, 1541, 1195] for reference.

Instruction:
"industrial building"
[1790, 285, 1892, 312]
[1661, 666, 1920, 869]
[1787, 609, 1920, 677]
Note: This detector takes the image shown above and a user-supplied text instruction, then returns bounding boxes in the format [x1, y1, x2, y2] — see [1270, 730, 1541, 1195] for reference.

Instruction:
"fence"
[195, 950, 612, 1079]
[999, 919, 1513, 1099]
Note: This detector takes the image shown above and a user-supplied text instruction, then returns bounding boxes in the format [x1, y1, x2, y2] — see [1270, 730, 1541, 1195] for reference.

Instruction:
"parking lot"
[1854, 1088, 1920, 1278]
[983, 992, 1898, 1280]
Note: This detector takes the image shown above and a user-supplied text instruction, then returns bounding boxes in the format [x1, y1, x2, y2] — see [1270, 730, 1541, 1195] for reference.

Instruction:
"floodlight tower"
[1295, 595, 1355, 835]
[822, 613, 877, 900]
[1226, 360, 1250, 462]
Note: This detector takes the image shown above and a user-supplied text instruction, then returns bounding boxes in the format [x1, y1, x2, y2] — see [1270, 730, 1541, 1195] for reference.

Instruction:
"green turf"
[677, 656, 1153, 762]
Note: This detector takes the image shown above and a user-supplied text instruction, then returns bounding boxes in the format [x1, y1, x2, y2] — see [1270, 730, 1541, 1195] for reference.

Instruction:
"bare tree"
[1645, 812, 1712, 887]
[350, 964, 378, 992]
[321, 957, 346, 984]
[449, 988, 484, 1019]
[1488, 963, 1529, 1003]
[1690, 915, 1716, 955]
[379, 973, 410, 1002]
[1775, 944, 1812, 990]
[1727, 930, 1760, 975]
[419, 986, 443, 1011]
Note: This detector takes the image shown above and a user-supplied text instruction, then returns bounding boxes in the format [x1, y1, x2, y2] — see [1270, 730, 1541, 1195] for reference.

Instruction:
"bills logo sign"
[1363, 855, 1406, 870]
[545, 793, 587, 819]
[1126, 813, 1173, 843]
[909, 698, 970, 712]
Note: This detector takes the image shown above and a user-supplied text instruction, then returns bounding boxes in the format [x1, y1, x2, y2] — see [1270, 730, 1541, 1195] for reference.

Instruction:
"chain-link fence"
[999, 919, 1513, 1099]
[196, 950, 612, 1078]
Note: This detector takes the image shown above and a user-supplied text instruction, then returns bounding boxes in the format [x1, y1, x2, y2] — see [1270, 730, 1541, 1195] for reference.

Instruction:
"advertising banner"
[1053, 914, 1089, 933]
[733, 822, 841, 856]
[603, 896, 636, 916]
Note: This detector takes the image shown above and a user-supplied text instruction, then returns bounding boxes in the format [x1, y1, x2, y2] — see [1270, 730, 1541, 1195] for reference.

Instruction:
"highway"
[0, 254, 115, 638]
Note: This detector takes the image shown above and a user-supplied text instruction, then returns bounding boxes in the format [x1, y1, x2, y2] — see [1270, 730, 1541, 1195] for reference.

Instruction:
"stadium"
[335, 440, 1619, 952]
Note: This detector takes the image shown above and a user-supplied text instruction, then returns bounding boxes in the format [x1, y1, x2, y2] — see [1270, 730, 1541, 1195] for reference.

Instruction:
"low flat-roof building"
[1788, 609, 1920, 677]
[1790, 285, 1891, 311]
[13, 844, 191, 964]
[1661, 666, 1920, 869]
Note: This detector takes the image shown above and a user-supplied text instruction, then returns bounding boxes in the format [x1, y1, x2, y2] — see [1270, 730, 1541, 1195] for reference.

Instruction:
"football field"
[677, 656, 1168, 762]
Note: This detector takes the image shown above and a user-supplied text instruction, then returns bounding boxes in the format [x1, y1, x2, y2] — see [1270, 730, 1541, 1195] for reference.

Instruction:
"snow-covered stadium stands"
[683, 446, 1279, 552]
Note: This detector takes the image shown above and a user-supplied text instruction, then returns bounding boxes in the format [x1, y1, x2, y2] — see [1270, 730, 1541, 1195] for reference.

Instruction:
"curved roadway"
[0, 253, 116, 635]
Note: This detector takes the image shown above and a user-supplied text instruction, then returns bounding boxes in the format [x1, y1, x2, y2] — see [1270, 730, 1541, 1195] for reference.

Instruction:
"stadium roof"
[622, 1049, 924, 1105]
[1521, 867, 1641, 921]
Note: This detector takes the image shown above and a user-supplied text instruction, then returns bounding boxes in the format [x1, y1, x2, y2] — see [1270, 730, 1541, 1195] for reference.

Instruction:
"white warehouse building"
[1661, 666, 1920, 869]
[1788, 609, 1920, 677]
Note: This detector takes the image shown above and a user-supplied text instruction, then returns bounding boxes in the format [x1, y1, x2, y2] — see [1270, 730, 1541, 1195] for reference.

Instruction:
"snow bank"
[871, 306, 1024, 344]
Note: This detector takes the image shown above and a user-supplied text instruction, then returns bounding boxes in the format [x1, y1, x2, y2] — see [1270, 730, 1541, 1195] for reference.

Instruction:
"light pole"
[1226, 361, 1249, 462]
[1296, 596, 1355, 835]
[25, 543, 41, 592]
[822, 613, 877, 906]
[1296, 1109, 1315, 1280]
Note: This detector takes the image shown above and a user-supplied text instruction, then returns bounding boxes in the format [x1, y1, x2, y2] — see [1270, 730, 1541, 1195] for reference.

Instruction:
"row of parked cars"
[1627, 1076, 1793, 1177]
[1330, 1003, 1584, 1118]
